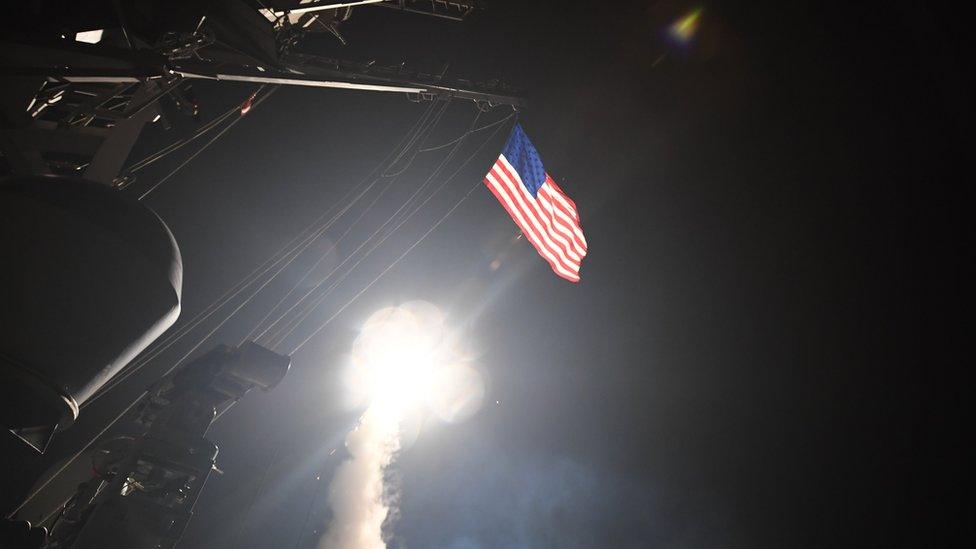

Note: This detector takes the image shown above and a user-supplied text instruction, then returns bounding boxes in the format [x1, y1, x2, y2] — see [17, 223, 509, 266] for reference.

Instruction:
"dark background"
[4, 1, 969, 547]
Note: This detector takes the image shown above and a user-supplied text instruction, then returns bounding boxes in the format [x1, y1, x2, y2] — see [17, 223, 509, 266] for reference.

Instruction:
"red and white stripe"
[484, 154, 588, 282]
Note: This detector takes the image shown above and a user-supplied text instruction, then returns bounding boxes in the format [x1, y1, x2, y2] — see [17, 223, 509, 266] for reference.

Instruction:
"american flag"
[484, 124, 587, 282]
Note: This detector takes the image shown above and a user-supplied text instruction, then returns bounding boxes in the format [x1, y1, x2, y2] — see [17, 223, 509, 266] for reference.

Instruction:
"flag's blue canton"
[501, 123, 547, 197]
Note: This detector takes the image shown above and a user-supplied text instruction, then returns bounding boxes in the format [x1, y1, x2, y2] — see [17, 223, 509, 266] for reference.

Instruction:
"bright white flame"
[348, 303, 446, 419]
[323, 302, 485, 548]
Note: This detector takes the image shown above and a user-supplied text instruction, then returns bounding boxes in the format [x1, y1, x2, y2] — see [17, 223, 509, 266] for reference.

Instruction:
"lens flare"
[348, 302, 446, 416]
[427, 361, 485, 423]
[669, 8, 703, 44]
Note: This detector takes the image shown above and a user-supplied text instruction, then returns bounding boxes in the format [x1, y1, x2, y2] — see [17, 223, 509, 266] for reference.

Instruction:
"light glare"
[346, 301, 484, 423]
[669, 8, 702, 44]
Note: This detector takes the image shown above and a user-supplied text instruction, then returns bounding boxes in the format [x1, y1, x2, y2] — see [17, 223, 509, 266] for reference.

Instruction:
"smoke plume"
[321, 405, 401, 549]
[321, 302, 482, 547]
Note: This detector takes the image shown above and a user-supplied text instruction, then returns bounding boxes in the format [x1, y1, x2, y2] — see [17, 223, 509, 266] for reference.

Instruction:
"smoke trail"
[321, 404, 401, 549]
[320, 302, 484, 547]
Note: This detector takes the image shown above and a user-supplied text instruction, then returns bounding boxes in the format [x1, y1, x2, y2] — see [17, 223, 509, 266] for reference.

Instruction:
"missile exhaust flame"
[321, 301, 484, 548]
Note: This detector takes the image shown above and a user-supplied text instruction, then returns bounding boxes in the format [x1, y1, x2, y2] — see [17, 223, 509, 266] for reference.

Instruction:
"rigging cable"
[122, 98, 241, 177]
[287, 112, 518, 355]
[117, 95, 449, 377]
[9, 100, 485, 520]
[381, 97, 452, 177]
[137, 86, 278, 201]
[262, 108, 489, 348]
[252, 101, 463, 344]
[239, 170, 399, 345]
[270, 109, 514, 351]
[266, 109, 515, 349]
[114, 97, 440, 382]
[12, 233, 313, 520]
[84, 213, 338, 408]
[270, 110, 514, 340]
[85, 98, 443, 408]
[14, 98, 449, 516]
[417, 114, 516, 152]
[240, 99, 452, 343]
[255, 105, 482, 346]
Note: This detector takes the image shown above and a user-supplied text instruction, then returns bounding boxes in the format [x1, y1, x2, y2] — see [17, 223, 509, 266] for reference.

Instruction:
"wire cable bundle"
[10, 98, 516, 522]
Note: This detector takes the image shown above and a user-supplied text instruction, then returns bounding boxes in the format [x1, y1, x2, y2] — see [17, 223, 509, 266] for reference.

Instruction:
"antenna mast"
[0, 0, 522, 185]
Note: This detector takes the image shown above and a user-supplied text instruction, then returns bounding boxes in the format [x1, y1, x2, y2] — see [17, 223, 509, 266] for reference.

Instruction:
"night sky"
[3, 1, 969, 547]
